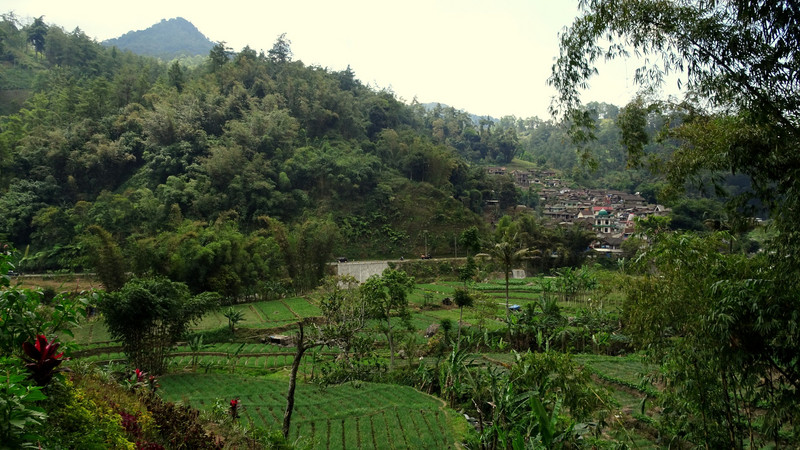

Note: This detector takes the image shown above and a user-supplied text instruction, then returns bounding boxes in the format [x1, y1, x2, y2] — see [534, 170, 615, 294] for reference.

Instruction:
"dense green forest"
[0, 13, 659, 297]
[0, 16, 511, 291]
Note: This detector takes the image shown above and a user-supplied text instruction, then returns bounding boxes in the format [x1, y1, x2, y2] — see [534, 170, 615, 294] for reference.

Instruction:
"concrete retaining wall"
[335, 261, 390, 283]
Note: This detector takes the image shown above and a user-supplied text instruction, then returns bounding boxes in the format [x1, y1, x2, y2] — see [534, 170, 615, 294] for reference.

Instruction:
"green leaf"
[24, 389, 47, 402]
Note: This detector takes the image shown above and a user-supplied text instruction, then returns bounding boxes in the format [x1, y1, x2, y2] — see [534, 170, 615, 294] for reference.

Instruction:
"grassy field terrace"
[62, 274, 666, 448]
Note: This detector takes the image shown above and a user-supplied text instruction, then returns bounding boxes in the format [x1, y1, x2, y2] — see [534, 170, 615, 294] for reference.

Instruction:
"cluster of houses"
[489, 167, 671, 256]
[489, 167, 564, 188]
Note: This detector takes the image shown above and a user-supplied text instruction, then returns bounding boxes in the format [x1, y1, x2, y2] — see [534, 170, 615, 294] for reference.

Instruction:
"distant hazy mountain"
[102, 17, 215, 60]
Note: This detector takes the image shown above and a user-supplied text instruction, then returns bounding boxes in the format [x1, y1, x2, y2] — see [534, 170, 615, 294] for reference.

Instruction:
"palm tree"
[490, 234, 530, 330]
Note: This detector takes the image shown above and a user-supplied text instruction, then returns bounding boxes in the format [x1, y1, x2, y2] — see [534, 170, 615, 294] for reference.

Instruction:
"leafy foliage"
[362, 269, 415, 368]
[138, 390, 221, 449]
[549, 2, 800, 445]
[623, 231, 800, 446]
[21, 335, 67, 387]
[222, 307, 245, 334]
[0, 358, 47, 448]
[98, 277, 218, 374]
[37, 378, 135, 449]
[0, 249, 89, 356]
[466, 351, 606, 449]
[314, 275, 369, 363]
[86, 225, 127, 292]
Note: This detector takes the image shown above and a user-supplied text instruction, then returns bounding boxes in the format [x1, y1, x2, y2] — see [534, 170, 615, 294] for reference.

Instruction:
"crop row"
[291, 402, 454, 449]
[173, 342, 295, 354]
[74, 342, 298, 357]
[157, 374, 459, 448]
[74, 351, 303, 371]
[583, 364, 660, 398]
[575, 354, 660, 397]
[171, 354, 299, 370]
[282, 297, 322, 317]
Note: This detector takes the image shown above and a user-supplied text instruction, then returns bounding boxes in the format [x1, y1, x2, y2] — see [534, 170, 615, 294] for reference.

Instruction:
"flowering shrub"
[21, 334, 68, 386]
[127, 369, 160, 393]
[119, 410, 143, 437]
[39, 379, 134, 449]
[147, 375, 159, 392]
[229, 398, 240, 419]
[118, 410, 165, 450]
[138, 391, 221, 449]
[73, 371, 161, 449]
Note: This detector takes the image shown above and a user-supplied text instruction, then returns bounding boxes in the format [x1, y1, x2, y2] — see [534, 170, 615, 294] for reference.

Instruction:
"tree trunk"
[457, 307, 464, 348]
[385, 310, 396, 369]
[283, 321, 306, 439]
[505, 267, 510, 336]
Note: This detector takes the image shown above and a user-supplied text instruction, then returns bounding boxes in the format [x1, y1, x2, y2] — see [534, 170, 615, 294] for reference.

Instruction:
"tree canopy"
[98, 277, 218, 374]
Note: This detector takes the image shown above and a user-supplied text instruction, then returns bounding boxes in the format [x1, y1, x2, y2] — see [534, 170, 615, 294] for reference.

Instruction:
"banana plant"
[222, 307, 245, 335]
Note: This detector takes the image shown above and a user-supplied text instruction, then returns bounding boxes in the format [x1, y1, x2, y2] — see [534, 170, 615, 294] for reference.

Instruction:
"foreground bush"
[99, 277, 218, 374]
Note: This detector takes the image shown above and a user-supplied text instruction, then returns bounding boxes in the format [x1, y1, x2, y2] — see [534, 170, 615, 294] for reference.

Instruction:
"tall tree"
[282, 275, 367, 439]
[99, 277, 218, 374]
[86, 225, 127, 292]
[290, 218, 340, 292]
[549, 0, 800, 219]
[361, 269, 415, 369]
[453, 287, 473, 346]
[550, 0, 800, 129]
[208, 41, 230, 72]
[267, 33, 292, 64]
[26, 16, 48, 56]
[459, 226, 481, 256]
[624, 231, 800, 446]
[489, 233, 528, 330]
[167, 60, 185, 92]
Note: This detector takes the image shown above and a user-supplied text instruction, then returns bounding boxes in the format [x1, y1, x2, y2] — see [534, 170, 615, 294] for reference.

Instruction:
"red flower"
[134, 368, 145, 382]
[229, 398, 240, 418]
[147, 375, 159, 392]
[21, 334, 68, 386]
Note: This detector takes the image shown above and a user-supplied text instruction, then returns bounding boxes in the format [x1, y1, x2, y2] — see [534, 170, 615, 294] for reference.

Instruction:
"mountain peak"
[102, 17, 215, 60]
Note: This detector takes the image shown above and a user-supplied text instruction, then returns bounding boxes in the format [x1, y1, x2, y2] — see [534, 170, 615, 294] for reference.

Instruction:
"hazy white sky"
[5, 0, 681, 119]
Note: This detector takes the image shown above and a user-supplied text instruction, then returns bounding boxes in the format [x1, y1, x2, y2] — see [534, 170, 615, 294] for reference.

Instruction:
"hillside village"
[489, 167, 670, 255]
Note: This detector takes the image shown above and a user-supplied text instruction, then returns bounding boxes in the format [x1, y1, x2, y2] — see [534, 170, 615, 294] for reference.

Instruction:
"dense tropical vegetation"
[1, 1, 799, 448]
[549, 0, 800, 447]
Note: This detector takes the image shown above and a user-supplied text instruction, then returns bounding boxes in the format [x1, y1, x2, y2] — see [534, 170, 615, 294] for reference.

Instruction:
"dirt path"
[248, 304, 265, 322]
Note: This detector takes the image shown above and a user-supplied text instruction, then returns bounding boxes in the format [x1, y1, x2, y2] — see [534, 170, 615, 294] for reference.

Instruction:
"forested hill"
[102, 17, 215, 60]
[0, 15, 542, 294]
